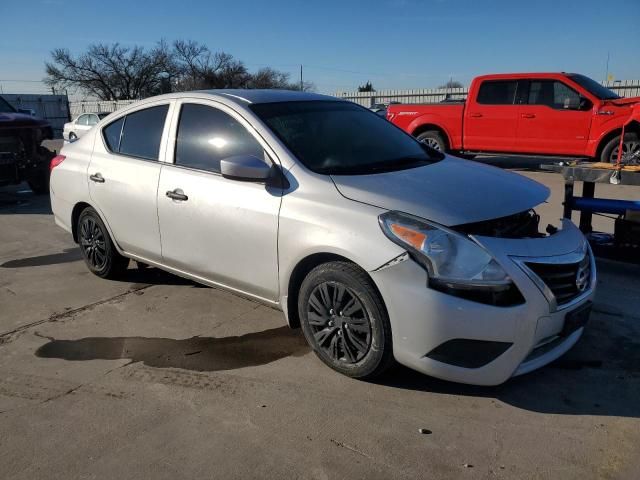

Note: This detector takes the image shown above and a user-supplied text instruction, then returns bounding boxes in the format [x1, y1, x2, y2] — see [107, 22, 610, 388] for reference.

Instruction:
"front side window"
[528, 81, 581, 109]
[476, 81, 518, 105]
[174, 103, 264, 173]
[77, 114, 89, 126]
[87, 114, 99, 126]
[250, 101, 442, 175]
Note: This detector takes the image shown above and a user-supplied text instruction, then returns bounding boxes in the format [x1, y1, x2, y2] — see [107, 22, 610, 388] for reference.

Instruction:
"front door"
[157, 101, 281, 301]
[516, 80, 592, 155]
[88, 103, 171, 262]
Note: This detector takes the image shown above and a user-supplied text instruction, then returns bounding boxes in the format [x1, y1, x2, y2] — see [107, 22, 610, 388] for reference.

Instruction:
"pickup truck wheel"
[416, 130, 446, 152]
[601, 132, 640, 163]
[77, 207, 129, 279]
[298, 261, 394, 379]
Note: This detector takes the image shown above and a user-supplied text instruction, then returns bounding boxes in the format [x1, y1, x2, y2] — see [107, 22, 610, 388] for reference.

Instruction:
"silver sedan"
[63, 112, 109, 141]
[49, 90, 595, 385]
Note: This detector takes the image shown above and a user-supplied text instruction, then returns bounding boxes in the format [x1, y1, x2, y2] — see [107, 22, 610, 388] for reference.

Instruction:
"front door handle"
[521, 113, 536, 119]
[470, 113, 483, 118]
[166, 189, 188, 201]
[89, 173, 105, 183]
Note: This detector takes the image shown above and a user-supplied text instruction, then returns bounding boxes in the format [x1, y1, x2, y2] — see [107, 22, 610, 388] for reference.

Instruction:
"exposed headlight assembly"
[379, 211, 513, 293]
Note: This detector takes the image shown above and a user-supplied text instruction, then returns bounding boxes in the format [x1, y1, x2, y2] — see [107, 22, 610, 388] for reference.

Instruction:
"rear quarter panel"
[388, 104, 464, 149]
[49, 131, 94, 234]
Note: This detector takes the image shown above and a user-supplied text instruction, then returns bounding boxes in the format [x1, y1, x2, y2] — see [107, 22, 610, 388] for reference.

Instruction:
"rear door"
[88, 102, 173, 262]
[516, 79, 592, 155]
[157, 100, 281, 301]
[464, 79, 519, 152]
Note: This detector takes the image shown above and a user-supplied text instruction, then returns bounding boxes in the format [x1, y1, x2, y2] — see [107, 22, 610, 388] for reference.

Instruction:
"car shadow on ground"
[35, 326, 310, 372]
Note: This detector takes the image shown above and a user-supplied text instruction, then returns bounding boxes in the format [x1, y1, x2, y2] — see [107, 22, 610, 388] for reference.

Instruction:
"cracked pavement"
[1, 164, 640, 479]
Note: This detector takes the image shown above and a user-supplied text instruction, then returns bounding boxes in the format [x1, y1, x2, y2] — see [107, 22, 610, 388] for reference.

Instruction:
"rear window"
[102, 105, 169, 161]
[476, 81, 518, 105]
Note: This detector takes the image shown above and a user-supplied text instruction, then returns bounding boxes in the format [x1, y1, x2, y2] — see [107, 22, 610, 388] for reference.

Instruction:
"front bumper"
[371, 220, 596, 386]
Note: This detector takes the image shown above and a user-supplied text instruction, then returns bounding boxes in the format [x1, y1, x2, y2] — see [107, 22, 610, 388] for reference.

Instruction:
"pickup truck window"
[567, 73, 620, 100]
[528, 81, 581, 109]
[0, 96, 16, 113]
[251, 101, 442, 175]
[476, 81, 518, 105]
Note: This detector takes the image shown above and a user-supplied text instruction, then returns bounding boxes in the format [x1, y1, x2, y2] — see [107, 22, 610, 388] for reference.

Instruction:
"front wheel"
[298, 261, 394, 379]
[600, 132, 640, 163]
[77, 207, 129, 279]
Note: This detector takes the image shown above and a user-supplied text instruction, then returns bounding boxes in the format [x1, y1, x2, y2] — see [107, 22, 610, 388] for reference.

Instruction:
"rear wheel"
[28, 172, 49, 195]
[416, 130, 447, 152]
[298, 261, 394, 379]
[69, 132, 77, 142]
[77, 207, 129, 279]
[600, 132, 640, 163]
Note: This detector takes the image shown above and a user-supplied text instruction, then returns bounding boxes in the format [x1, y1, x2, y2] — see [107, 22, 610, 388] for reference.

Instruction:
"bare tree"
[438, 79, 464, 89]
[45, 40, 307, 99]
[45, 43, 171, 100]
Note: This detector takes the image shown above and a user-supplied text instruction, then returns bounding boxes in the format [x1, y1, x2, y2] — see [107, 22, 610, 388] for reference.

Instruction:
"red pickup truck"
[387, 73, 640, 162]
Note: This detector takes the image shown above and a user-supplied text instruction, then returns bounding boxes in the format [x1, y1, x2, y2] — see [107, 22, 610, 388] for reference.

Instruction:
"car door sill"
[123, 251, 281, 309]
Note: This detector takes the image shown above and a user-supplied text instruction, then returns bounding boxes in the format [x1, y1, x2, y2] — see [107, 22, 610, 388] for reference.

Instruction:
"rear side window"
[78, 114, 89, 125]
[174, 103, 264, 173]
[476, 81, 518, 105]
[103, 117, 124, 152]
[119, 105, 169, 160]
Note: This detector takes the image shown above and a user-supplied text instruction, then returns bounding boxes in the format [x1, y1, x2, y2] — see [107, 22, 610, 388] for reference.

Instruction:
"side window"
[87, 114, 99, 126]
[476, 81, 518, 105]
[77, 114, 89, 125]
[119, 105, 169, 160]
[103, 117, 124, 152]
[528, 81, 581, 109]
[175, 103, 264, 173]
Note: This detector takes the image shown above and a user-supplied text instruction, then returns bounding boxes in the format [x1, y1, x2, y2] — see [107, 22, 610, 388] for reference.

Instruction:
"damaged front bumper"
[370, 220, 596, 386]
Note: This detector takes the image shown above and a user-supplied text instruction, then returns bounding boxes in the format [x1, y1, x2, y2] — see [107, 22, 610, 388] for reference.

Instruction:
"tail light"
[50, 154, 66, 172]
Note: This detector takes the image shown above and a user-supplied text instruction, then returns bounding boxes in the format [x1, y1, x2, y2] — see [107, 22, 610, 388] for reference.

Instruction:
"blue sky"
[1, 0, 639, 96]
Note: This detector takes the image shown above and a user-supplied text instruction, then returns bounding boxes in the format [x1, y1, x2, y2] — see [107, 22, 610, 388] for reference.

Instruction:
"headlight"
[379, 211, 512, 291]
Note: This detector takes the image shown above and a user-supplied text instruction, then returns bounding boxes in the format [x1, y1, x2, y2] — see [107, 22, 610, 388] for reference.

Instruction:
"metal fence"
[69, 99, 137, 117]
[3, 94, 70, 138]
[336, 80, 640, 107]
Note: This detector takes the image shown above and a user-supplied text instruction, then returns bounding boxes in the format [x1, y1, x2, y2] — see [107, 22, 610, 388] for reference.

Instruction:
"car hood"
[605, 96, 640, 107]
[331, 156, 550, 226]
[0, 112, 49, 129]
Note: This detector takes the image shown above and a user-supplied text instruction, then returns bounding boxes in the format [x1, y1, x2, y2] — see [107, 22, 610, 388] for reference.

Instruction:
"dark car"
[0, 95, 55, 194]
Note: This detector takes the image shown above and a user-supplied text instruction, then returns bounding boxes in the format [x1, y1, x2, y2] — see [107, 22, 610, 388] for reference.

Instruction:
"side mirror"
[220, 155, 271, 181]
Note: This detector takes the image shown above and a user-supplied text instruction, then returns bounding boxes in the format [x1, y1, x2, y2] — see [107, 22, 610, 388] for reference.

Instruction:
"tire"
[77, 207, 129, 279]
[600, 132, 640, 163]
[298, 261, 394, 379]
[69, 132, 77, 141]
[416, 130, 447, 152]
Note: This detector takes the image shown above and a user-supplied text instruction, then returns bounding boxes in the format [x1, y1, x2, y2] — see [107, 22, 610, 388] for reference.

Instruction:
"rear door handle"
[89, 173, 105, 183]
[521, 113, 536, 119]
[470, 113, 483, 118]
[166, 189, 188, 201]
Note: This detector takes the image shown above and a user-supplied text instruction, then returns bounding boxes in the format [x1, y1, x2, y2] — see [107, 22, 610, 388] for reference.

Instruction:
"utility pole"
[300, 64, 303, 91]
[605, 51, 610, 83]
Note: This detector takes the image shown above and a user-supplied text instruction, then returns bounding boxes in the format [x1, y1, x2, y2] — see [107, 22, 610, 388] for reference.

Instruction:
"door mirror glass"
[220, 155, 271, 181]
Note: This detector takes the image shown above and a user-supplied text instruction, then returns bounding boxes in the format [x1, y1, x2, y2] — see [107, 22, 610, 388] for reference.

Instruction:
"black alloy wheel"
[307, 281, 372, 364]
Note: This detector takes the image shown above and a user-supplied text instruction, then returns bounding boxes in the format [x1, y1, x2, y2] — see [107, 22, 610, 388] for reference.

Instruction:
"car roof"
[136, 89, 340, 106]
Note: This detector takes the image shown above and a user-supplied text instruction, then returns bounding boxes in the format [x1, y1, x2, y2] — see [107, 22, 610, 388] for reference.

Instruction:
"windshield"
[0, 96, 16, 113]
[567, 74, 621, 100]
[250, 101, 443, 175]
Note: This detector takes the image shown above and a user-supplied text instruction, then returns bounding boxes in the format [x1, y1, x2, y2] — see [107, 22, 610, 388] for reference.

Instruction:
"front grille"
[525, 253, 591, 305]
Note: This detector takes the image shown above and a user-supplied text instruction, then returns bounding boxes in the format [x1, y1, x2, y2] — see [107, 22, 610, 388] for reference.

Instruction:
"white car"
[63, 112, 109, 141]
[49, 90, 595, 385]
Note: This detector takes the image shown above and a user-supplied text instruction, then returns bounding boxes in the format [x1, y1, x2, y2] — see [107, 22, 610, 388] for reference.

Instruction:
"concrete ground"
[1, 158, 639, 479]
